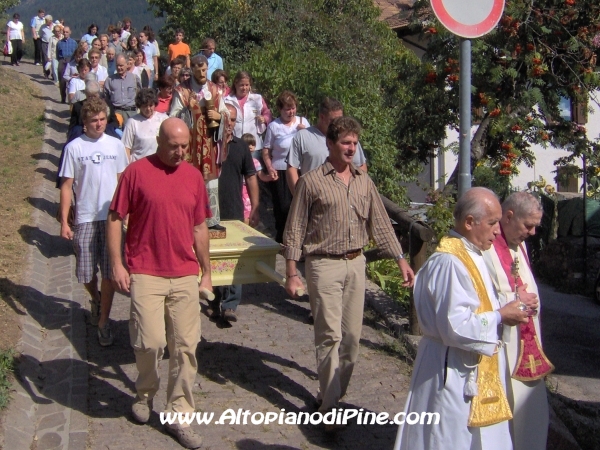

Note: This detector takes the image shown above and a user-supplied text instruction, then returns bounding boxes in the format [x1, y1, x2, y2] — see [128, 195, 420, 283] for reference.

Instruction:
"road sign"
[431, 0, 505, 38]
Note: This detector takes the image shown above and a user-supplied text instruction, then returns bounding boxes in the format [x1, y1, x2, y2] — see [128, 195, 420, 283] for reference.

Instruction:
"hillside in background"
[8, 0, 164, 42]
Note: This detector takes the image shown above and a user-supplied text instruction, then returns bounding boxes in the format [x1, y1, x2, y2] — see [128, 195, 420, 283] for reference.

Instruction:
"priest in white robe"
[482, 191, 551, 450]
[395, 187, 529, 450]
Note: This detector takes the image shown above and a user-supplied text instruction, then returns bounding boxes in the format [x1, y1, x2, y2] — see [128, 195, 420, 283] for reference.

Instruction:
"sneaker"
[222, 309, 237, 322]
[35, 62, 40, 65]
[131, 396, 153, 423]
[165, 424, 203, 449]
[90, 297, 100, 326]
[97, 322, 114, 346]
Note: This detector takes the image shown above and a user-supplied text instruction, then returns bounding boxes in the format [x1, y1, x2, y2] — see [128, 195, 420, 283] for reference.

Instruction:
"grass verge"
[0, 64, 45, 410]
[0, 350, 15, 409]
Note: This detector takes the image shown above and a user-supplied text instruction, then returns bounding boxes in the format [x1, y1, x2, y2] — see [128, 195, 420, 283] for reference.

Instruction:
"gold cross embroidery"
[524, 355, 543, 374]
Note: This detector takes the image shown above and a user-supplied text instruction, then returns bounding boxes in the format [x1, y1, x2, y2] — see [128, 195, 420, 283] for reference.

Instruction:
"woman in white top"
[224, 71, 273, 155]
[80, 23, 98, 46]
[131, 48, 151, 88]
[121, 89, 168, 162]
[262, 91, 309, 242]
[6, 13, 24, 66]
[63, 47, 86, 87]
[68, 58, 91, 104]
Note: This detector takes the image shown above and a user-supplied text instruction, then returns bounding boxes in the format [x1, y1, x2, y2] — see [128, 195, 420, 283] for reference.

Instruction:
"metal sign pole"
[458, 38, 472, 198]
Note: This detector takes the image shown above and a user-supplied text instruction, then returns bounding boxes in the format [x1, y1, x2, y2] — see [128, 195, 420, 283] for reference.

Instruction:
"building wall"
[398, 36, 600, 200]
[408, 99, 600, 199]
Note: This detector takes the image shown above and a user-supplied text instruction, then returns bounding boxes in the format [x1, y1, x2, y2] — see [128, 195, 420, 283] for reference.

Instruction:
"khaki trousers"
[305, 255, 366, 412]
[129, 274, 200, 413]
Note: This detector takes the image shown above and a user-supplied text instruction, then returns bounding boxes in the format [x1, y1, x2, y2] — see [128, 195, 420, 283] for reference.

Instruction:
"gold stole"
[437, 237, 513, 427]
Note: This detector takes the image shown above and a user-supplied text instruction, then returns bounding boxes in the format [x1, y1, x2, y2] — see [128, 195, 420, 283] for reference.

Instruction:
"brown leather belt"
[322, 250, 362, 260]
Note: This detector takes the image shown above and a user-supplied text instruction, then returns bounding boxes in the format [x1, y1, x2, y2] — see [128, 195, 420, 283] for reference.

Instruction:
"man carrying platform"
[284, 116, 414, 429]
[107, 118, 212, 449]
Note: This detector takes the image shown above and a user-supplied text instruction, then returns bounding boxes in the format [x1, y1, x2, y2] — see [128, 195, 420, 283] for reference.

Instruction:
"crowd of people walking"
[7, 9, 553, 450]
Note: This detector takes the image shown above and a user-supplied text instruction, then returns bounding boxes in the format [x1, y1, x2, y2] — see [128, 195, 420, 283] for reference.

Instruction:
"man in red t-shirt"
[167, 28, 191, 68]
[107, 118, 211, 449]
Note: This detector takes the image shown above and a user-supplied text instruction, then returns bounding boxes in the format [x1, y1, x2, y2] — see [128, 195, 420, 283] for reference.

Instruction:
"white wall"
[410, 98, 600, 199]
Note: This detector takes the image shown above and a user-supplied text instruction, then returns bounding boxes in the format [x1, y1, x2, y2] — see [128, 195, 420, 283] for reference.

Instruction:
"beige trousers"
[129, 274, 200, 413]
[305, 255, 366, 412]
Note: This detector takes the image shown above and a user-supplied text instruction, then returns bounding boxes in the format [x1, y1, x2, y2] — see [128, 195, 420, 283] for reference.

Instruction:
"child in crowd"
[240, 133, 270, 225]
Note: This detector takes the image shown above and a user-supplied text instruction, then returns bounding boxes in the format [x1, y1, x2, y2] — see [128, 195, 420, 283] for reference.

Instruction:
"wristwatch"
[395, 254, 405, 261]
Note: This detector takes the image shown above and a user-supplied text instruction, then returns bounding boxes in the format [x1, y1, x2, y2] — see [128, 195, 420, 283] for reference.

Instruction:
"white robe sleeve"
[418, 254, 500, 357]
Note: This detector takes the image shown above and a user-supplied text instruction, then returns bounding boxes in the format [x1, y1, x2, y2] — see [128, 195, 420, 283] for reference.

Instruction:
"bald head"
[156, 118, 190, 167]
[115, 54, 128, 76]
[453, 187, 502, 250]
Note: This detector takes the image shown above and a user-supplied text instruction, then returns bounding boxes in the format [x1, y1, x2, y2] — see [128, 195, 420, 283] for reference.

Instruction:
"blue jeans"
[215, 284, 241, 311]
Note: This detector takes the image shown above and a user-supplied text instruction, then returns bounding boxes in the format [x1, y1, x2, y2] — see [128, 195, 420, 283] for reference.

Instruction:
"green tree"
[408, 0, 600, 186]
[148, 0, 440, 204]
[2, 0, 19, 17]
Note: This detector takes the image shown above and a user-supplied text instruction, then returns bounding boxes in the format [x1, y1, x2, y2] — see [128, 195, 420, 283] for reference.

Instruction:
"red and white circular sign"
[431, 0, 505, 38]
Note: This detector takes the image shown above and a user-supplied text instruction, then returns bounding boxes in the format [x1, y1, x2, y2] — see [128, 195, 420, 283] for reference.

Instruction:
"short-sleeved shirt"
[92, 65, 108, 83]
[142, 42, 158, 71]
[30, 15, 45, 34]
[263, 117, 310, 171]
[7, 21, 23, 40]
[104, 72, 140, 108]
[80, 33, 97, 46]
[205, 52, 223, 80]
[59, 133, 128, 225]
[110, 154, 211, 277]
[218, 137, 257, 220]
[121, 112, 168, 161]
[40, 24, 53, 42]
[168, 42, 190, 61]
[287, 126, 366, 175]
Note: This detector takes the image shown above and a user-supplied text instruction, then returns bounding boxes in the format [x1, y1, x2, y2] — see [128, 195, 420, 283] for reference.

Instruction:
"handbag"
[3, 41, 12, 56]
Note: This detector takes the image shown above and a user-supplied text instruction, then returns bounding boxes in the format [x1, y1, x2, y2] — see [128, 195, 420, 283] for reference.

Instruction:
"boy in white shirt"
[58, 97, 128, 346]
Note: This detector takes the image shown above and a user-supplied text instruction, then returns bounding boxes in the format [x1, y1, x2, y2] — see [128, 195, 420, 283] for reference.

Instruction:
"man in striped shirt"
[283, 116, 414, 427]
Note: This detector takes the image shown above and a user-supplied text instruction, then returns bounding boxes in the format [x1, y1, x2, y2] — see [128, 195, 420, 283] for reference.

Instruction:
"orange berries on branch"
[489, 108, 501, 117]
[425, 72, 437, 84]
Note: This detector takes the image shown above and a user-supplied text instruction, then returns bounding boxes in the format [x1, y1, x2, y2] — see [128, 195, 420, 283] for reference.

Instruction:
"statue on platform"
[170, 54, 228, 229]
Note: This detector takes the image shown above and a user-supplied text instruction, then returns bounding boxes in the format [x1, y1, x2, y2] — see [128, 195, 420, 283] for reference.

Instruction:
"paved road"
[540, 283, 600, 449]
[1, 60, 413, 450]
